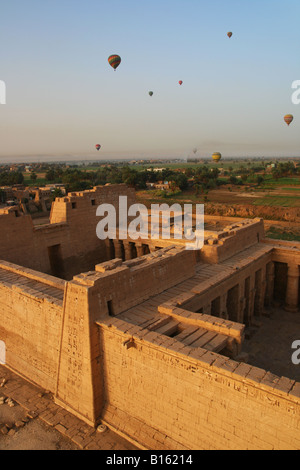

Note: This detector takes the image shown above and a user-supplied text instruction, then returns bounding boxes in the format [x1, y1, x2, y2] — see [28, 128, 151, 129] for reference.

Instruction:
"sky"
[0, 0, 300, 162]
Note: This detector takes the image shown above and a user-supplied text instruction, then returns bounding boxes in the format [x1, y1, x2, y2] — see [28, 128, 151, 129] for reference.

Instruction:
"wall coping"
[97, 318, 300, 406]
[0, 260, 66, 291]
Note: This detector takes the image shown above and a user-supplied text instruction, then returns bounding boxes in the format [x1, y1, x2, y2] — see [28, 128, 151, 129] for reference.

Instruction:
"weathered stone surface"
[0, 185, 299, 450]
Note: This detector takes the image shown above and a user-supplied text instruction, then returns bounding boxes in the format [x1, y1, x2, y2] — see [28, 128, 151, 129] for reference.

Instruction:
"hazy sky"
[1, 0, 300, 162]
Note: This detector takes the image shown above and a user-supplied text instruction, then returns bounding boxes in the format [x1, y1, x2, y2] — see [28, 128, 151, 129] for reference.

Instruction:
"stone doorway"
[47, 244, 65, 278]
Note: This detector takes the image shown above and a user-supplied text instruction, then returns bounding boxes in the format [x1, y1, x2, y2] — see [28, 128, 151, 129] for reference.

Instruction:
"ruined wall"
[200, 218, 265, 264]
[0, 211, 42, 270]
[74, 247, 196, 318]
[0, 199, 299, 449]
[0, 262, 65, 392]
[55, 278, 103, 426]
[0, 240, 299, 449]
[177, 249, 273, 325]
[0, 185, 136, 279]
[98, 319, 300, 450]
[54, 247, 196, 425]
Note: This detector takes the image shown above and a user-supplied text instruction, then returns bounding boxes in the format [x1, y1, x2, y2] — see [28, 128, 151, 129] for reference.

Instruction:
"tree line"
[45, 166, 190, 192]
[0, 171, 24, 186]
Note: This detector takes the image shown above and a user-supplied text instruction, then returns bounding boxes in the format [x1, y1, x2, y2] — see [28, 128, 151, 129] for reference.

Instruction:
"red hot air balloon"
[179, 80, 183, 85]
[227, 32, 233, 38]
[95, 144, 101, 151]
[284, 114, 294, 126]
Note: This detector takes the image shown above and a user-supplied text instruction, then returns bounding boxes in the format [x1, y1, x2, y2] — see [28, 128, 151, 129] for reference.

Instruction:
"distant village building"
[0, 186, 14, 200]
[44, 184, 66, 195]
[12, 188, 30, 201]
[146, 181, 171, 190]
[266, 163, 277, 173]
[154, 182, 171, 190]
[147, 168, 166, 172]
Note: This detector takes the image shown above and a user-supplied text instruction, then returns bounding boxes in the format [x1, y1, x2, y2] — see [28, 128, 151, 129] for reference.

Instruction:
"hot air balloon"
[193, 148, 197, 155]
[108, 54, 121, 71]
[149, 91, 153, 97]
[212, 152, 222, 162]
[179, 80, 183, 85]
[227, 32, 233, 38]
[95, 144, 101, 151]
[284, 114, 294, 126]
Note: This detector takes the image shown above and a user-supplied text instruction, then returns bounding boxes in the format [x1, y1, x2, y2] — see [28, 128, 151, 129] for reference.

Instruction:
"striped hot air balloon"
[108, 54, 121, 71]
[95, 144, 101, 151]
[284, 114, 294, 126]
[227, 32, 233, 38]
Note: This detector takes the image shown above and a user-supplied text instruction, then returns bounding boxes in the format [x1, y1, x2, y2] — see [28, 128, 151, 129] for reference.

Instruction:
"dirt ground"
[0, 366, 138, 451]
[243, 307, 300, 382]
[0, 401, 80, 450]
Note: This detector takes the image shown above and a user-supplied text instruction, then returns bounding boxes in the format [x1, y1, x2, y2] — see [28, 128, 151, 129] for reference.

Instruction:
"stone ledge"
[0, 260, 66, 291]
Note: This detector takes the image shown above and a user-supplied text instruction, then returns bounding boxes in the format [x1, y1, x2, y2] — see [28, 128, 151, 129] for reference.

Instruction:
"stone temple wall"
[0, 184, 136, 279]
[0, 185, 299, 449]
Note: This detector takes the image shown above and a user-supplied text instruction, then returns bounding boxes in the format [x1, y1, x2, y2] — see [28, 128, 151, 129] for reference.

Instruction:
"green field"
[83, 161, 264, 171]
[260, 176, 300, 187]
[281, 187, 300, 191]
[253, 195, 300, 207]
[266, 227, 300, 242]
[23, 173, 48, 186]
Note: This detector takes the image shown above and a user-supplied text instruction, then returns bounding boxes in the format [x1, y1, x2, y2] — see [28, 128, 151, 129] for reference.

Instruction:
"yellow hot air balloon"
[284, 114, 294, 126]
[212, 152, 222, 162]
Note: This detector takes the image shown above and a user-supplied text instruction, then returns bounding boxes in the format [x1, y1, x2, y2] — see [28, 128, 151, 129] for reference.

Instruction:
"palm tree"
[30, 171, 37, 183]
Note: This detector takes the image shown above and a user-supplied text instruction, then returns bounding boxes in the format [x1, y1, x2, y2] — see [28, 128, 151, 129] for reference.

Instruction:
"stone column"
[113, 240, 123, 260]
[105, 239, 114, 260]
[258, 265, 267, 315]
[238, 282, 245, 324]
[243, 277, 251, 326]
[123, 241, 133, 261]
[143, 244, 150, 255]
[248, 276, 256, 325]
[130, 242, 137, 259]
[265, 262, 275, 308]
[254, 269, 265, 318]
[285, 264, 299, 312]
[220, 293, 228, 320]
[136, 244, 145, 257]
